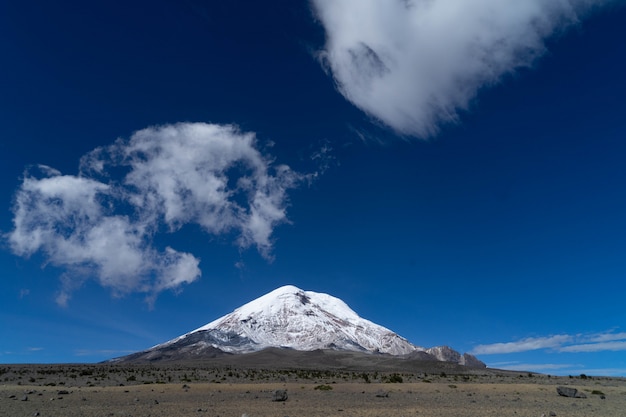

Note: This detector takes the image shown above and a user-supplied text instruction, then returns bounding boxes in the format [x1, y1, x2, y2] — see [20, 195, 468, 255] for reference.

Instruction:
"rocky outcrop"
[461, 353, 486, 368]
[425, 346, 486, 368]
[426, 346, 461, 362]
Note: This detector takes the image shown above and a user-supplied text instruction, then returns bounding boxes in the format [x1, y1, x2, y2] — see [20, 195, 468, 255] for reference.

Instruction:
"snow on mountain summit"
[190, 285, 422, 355]
[199, 285, 362, 331]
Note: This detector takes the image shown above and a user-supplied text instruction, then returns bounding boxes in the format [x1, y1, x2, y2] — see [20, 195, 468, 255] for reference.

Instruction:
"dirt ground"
[1, 364, 625, 417]
[3, 379, 626, 417]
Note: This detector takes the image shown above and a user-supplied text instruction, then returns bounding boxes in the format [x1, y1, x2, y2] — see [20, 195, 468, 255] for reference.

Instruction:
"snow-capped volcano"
[111, 285, 484, 367]
[189, 285, 421, 355]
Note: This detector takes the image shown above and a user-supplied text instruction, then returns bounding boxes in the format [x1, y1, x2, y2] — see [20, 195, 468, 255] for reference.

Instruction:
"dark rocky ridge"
[109, 345, 487, 375]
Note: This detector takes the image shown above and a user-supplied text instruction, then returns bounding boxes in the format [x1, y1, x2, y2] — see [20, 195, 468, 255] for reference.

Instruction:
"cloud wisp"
[489, 361, 626, 377]
[489, 362, 579, 372]
[472, 335, 572, 355]
[472, 330, 626, 355]
[7, 123, 307, 306]
[312, 0, 611, 137]
[560, 341, 626, 353]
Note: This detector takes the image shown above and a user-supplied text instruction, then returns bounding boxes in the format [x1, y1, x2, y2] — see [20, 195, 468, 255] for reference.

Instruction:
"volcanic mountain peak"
[184, 285, 421, 355]
[113, 285, 484, 367]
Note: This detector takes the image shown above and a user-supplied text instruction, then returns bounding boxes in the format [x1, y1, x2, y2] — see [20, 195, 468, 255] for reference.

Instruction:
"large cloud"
[312, 0, 610, 137]
[8, 123, 305, 305]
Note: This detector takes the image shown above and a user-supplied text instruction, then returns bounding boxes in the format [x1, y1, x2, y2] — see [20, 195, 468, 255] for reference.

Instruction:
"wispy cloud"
[587, 331, 626, 343]
[7, 123, 309, 306]
[490, 362, 578, 372]
[312, 0, 612, 137]
[560, 341, 626, 353]
[472, 335, 572, 355]
[472, 330, 626, 355]
[0, 347, 44, 356]
[74, 349, 136, 357]
[27, 347, 44, 352]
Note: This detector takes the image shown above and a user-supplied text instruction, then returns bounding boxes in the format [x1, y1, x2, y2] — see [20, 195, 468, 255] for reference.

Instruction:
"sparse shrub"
[386, 374, 403, 383]
[592, 390, 605, 396]
[448, 384, 457, 389]
[314, 384, 333, 391]
[126, 375, 136, 382]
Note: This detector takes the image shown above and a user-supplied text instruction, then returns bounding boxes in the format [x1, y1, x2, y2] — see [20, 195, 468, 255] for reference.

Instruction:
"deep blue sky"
[1, 0, 625, 375]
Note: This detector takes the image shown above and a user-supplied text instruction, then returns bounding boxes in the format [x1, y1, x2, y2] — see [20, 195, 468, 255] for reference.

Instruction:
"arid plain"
[2, 355, 625, 417]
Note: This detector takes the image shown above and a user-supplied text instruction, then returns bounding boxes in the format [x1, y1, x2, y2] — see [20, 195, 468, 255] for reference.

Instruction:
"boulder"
[556, 386, 586, 398]
[272, 389, 288, 402]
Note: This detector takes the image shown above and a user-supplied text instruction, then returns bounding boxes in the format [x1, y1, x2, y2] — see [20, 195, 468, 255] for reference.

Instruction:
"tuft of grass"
[314, 384, 333, 391]
[591, 390, 605, 396]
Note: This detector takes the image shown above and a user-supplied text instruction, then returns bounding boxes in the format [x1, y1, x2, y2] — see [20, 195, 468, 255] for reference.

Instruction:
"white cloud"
[312, 0, 611, 137]
[83, 123, 305, 255]
[27, 347, 44, 352]
[560, 341, 626, 353]
[7, 123, 306, 305]
[492, 362, 577, 372]
[555, 331, 626, 352]
[472, 335, 572, 355]
[587, 331, 626, 343]
[74, 349, 136, 357]
[472, 330, 626, 355]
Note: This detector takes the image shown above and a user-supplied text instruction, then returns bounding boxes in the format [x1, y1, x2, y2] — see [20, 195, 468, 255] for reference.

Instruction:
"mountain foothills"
[111, 286, 484, 368]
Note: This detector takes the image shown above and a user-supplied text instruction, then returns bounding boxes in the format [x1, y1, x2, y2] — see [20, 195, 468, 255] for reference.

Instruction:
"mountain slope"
[110, 285, 484, 367]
